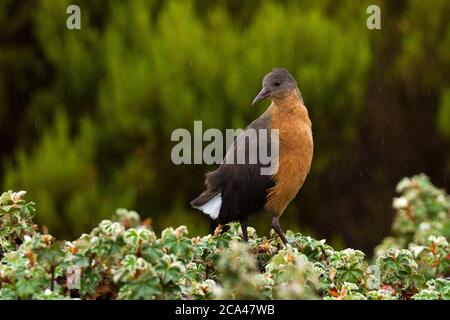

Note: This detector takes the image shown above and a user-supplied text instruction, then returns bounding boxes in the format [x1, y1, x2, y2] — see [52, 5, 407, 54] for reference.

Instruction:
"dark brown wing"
[201, 112, 277, 224]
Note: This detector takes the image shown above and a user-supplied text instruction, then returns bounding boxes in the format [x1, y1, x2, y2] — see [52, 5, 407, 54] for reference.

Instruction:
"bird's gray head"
[252, 68, 300, 106]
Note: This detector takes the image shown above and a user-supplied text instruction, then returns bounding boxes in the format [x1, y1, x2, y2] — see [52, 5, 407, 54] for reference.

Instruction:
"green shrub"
[0, 174, 449, 300]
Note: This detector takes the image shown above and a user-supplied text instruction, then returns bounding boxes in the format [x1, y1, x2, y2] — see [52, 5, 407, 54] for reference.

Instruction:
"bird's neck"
[270, 89, 311, 127]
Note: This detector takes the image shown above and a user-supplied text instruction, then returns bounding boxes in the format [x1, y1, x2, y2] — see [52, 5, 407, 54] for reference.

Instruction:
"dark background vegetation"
[0, 0, 449, 253]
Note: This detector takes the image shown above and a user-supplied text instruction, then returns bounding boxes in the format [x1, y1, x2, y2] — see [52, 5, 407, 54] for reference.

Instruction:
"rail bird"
[191, 68, 313, 244]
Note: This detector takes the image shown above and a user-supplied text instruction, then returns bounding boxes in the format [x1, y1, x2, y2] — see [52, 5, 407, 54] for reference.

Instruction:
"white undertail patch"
[194, 193, 222, 220]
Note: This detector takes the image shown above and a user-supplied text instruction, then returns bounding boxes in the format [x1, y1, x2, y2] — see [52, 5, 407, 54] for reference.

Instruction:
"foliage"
[375, 174, 450, 279]
[0, 191, 36, 254]
[1, 175, 448, 300]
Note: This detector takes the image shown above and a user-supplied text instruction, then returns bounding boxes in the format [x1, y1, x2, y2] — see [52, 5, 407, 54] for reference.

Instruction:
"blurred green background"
[0, 0, 449, 253]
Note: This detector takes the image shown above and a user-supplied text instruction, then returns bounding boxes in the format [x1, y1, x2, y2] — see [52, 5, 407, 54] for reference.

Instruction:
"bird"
[191, 68, 313, 245]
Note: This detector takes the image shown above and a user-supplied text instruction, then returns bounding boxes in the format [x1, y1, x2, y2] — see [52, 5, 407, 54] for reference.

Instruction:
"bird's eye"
[274, 80, 281, 87]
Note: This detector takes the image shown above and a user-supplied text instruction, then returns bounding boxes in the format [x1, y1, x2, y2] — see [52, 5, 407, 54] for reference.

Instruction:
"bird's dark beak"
[252, 87, 271, 106]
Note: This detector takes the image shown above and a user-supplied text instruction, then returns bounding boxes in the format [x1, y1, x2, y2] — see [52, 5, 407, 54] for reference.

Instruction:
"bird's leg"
[272, 216, 288, 245]
[240, 219, 249, 242]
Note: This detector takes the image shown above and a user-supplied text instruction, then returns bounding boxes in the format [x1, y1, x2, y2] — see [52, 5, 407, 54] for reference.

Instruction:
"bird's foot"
[213, 224, 223, 237]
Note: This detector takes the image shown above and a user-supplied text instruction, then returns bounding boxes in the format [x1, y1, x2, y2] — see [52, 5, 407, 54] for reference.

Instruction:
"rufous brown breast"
[265, 88, 313, 217]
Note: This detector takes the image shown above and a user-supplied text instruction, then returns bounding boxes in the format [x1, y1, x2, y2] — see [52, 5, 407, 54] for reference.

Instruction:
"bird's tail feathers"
[190, 191, 222, 220]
